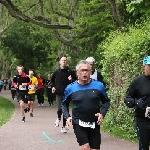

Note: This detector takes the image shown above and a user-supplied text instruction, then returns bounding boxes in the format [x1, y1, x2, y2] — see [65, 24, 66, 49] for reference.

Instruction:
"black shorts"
[73, 124, 101, 149]
[17, 92, 28, 104]
[28, 94, 35, 101]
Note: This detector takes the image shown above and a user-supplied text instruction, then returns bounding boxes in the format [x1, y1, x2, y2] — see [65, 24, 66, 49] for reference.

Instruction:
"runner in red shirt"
[36, 72, 45, 106]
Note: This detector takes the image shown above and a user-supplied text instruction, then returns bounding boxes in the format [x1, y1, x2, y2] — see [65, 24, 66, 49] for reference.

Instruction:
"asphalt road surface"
[0, 90, 139, 150]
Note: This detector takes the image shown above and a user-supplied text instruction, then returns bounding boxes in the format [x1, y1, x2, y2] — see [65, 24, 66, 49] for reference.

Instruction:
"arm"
[124, 89, 135, 108]
[71, 70, 77, 82]
[124, 80, 137, 108]
[35, 78, 38, 89]
[100, 96, 110, 118]
[50, 71, 56, 87]
[61, 87, 71, 120]
[27, 76, 31, 86]
[42, 78, 45, 85]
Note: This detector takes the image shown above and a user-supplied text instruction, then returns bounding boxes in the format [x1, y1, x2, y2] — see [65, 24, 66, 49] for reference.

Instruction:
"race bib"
[145, 107, 150, 118]
[79, 119, 95, 129]
[19, 85, 26, 90]
[29, 85, 35, 90]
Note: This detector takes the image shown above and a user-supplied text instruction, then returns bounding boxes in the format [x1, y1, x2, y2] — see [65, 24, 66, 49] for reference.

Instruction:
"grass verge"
[0, 96, 15, 127]
[101, 120, 138, 143]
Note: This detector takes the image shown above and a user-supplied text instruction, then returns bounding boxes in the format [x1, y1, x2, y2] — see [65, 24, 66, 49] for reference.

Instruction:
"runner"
[11, 84, 17, 100]
[46, 74, 53, 106]
[124, 56, 150, 150]
[0, 79, 4, 92]
[13, 65, 31, 122]
[62, 60, 110, 149]
[28, 69, 38, 117]
[86, 57, 105, 86]
[51, 56, 76, 133]
[36, 72, 45, 107]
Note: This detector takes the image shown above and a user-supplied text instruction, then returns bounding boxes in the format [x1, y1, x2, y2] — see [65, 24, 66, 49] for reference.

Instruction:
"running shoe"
[22, 117, 25, 122]
[41, 103, 44, 107]
[30, 113, 33, 117]
[27, 107, 30, 112]
[61, 127, 67, 133]
[24, 108, 27, 113]
[55, 118, 60, 127]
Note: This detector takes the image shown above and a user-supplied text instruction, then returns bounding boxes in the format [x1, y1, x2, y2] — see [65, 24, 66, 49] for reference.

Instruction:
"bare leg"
[81, 143, 91, 150]
[30, 101, 34, 114]
[20, 100, 25, 117]
[80, 144, 100, 150]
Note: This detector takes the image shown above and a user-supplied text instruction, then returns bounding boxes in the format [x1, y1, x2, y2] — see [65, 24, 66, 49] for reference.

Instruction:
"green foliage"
[1, 20, 59, 75]
[98, 21, 150, 140]
[75, 0, 114, 55]
[0, 96, 15, 127]
[126, 0, 150, 18]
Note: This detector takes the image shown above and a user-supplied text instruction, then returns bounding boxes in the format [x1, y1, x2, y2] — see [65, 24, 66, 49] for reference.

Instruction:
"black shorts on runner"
[17, 92, 28, 104]
[73, 124, 101, 149]
[27, 94, 35, 101]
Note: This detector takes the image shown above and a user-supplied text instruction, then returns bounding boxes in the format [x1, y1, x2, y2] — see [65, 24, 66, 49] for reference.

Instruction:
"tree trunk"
[102, 0, 123, 28]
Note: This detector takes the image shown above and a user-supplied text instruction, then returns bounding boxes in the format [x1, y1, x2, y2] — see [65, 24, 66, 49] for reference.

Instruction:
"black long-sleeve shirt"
[124, 74, 150, 120]
[62, 79, 110, 125]
[51, 66, 77, 95]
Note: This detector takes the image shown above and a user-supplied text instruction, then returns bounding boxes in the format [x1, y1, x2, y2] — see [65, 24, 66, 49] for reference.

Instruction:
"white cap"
[86, 57, 95, 63]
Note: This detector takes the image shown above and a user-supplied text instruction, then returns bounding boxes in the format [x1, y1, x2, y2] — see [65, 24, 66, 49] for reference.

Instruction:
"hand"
[95, 113, 103, 125]
[52, 87, 56, 93]
[22, 83, 27, 87]
[68, 75, 72, 81]
[14, 85, 18, 88]
[65, 117, 72, 130]
[135, 98, 147, 109]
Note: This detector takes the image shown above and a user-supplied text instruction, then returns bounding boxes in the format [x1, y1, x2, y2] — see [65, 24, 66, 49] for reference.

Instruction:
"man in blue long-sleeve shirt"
[62, 60, 110, 150]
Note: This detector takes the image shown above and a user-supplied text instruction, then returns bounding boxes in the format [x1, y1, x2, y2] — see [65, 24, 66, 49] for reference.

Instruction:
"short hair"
[29, 69, 34, 72]
[16, 65, 24, 71]
[57, 55, 67, 61]
[86, 57, 95, 63]
[76, 60, 92, 71]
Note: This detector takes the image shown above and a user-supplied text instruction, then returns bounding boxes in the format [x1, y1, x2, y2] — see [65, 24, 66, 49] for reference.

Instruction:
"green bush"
[98, 20, 150, 141]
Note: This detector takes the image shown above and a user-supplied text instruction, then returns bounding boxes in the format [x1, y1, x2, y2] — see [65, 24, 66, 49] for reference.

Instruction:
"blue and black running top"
[62, 79, 110, 125]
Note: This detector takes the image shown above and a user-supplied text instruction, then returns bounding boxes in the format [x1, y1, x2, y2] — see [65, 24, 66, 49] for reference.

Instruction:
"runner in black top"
[13, 65, 31, 122]
[62, 60, 110, 150]
[124, 56, 150, 150]
[46, 74, 53, 106]
[51, 56, 77, 133]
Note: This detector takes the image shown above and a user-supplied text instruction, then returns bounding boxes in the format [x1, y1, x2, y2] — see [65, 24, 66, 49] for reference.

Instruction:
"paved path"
[0, 90, 138, 150]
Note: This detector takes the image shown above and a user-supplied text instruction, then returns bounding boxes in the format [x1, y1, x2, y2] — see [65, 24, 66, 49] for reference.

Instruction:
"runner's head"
[29, 69, 34, 77]
[16, 65, 24, 75]
[48, 74, 51, 79]
[76, 60, 92, 84]
[59, 56, 67, 69]
[86, 57, 95, 71]
[38, 72, 42, 78]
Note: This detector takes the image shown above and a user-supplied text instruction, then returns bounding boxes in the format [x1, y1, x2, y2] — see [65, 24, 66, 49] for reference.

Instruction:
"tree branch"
[0, 0, 72, 29]
[53, 29, 81, 51]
